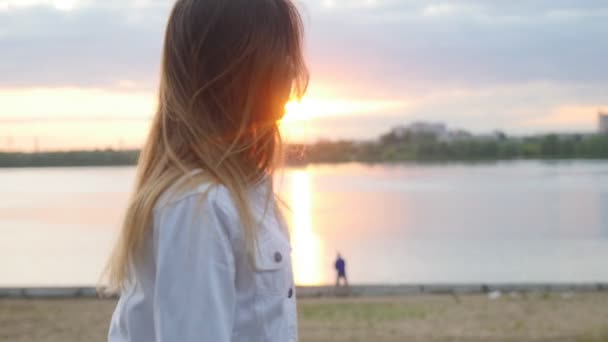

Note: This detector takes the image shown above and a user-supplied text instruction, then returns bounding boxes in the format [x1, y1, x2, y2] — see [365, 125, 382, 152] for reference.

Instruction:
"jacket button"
[274, 252, 282, 263]
[288, 288, 293, 298]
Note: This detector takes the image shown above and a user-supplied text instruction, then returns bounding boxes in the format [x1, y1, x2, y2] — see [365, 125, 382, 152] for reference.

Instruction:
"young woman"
[104, 0, 308, 341]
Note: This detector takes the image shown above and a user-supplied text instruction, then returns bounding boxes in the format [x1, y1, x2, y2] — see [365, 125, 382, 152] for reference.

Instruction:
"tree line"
[286, 132, 608, 164]
[1, 131, 607, 168]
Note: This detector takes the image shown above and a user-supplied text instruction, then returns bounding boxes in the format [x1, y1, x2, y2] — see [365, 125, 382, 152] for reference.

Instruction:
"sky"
[0, 0, 607, 151]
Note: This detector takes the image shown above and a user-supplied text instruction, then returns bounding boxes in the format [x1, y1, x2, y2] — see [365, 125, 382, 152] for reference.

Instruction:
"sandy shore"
[1, 293, 607, 342]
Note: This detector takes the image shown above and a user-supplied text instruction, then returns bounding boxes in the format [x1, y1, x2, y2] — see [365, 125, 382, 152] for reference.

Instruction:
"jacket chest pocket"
[253, 236, 291, 296]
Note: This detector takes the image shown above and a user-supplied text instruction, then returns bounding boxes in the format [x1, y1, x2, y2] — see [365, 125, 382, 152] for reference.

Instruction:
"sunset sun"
[280, 96, 408, 141]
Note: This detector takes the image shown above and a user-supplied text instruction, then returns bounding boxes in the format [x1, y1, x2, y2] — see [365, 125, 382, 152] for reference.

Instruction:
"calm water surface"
[1, 161, 607, 286]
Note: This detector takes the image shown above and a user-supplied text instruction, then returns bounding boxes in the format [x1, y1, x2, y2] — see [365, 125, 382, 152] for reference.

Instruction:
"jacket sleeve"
[152, 193, 236, 342]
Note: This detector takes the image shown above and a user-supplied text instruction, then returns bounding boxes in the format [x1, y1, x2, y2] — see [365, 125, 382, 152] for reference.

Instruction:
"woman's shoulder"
[150, 171, 243, 247]
[148, 172, 241, 268]
[153, 170, 237, 219]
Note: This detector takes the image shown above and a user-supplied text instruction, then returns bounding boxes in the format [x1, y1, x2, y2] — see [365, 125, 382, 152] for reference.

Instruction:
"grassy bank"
[1, 293, 607, 341]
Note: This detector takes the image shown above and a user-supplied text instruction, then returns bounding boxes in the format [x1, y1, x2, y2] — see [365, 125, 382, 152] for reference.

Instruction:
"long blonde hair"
[103, 0, 308, 291]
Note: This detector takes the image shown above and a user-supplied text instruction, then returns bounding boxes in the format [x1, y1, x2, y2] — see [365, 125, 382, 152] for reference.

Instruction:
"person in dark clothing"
[334, 253, 348, 287]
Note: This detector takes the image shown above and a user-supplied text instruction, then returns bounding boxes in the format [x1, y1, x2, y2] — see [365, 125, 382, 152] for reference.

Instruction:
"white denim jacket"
[108, 173, 297, 342]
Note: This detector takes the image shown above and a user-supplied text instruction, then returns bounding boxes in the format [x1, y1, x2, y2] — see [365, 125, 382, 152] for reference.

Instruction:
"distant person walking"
[335, 253, 348, 287]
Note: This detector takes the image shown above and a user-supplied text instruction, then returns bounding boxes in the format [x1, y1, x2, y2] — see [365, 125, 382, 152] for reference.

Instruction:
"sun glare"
[280, 96, 407, 141]
[283, 97, 406, 123]
[290, 170, 325, 285]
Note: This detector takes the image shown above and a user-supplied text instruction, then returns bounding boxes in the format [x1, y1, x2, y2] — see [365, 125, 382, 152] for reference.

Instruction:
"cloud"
[0, 2, 168, 88]
[1, 0, 606, 90]
[421, 3, 467, 17]
[402, 82, 606, 133]
[0, 87, 155, 117]
[304, 0, 608, 94]
[0, 0, 607, 140]
[523, 105, 608, 130]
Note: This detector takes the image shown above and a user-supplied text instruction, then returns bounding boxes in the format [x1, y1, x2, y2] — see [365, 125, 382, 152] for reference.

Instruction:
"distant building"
[599, 112, 608, 134]
[390, 122, 479, 143]
[408, 122, 447, 136]
[476, 130, 508, 142]
[390, 125, 409, 138]
[452, 129, 474, 139]
[438, 129, 473, 143]
[391, 122, 447, 138]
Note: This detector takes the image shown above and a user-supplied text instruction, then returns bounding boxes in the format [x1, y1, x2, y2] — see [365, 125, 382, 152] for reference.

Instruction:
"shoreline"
[2, 148, 608, 169]
[2, 283, 607, 299]
[2, 158, 608, 169]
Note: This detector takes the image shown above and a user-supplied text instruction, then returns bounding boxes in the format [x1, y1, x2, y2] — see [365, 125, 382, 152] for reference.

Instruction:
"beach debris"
[509, 291, 521, 299]
[488, 290, 502, 300]
[560, 292, 574, 299]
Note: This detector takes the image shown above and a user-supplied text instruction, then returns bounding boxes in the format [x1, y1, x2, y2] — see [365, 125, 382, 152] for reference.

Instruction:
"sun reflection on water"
[289, 170, 325, 285]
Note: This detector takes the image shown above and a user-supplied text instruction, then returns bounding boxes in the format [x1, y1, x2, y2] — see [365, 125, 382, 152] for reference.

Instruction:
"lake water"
[1, 161, 607, 287]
